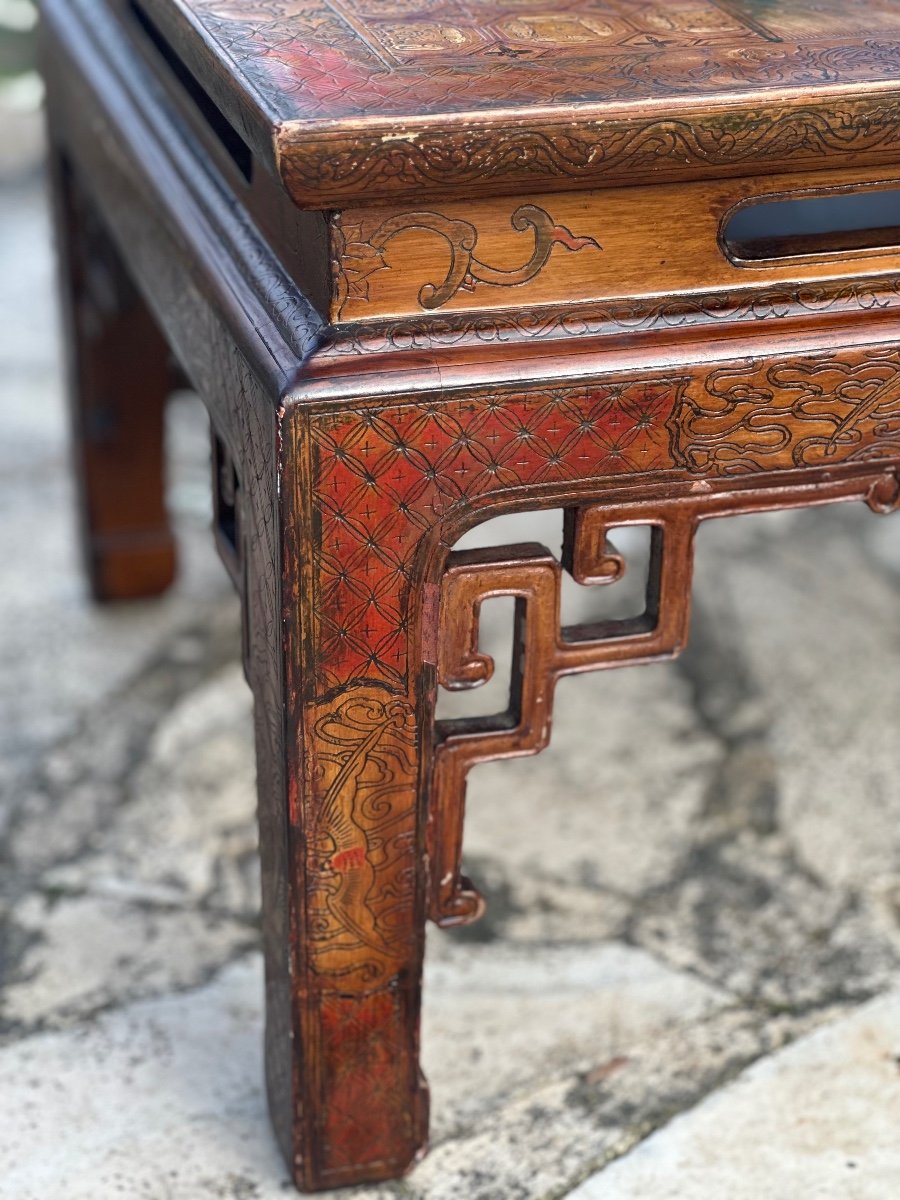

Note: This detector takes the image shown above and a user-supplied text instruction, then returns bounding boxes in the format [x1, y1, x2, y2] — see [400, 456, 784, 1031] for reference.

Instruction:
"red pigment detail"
[551, 223, 602, 252]
[321, 991, 412, 1168]
[331, 847, 367, 871]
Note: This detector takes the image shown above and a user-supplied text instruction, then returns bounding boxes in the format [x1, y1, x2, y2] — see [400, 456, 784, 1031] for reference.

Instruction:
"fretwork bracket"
[426, 468, 900, 928]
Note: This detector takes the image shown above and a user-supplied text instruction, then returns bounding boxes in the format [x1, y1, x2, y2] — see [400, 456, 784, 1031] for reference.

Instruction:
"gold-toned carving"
[325, 0, 765, 66]
[335, 204, 601, 315]
[195, 1, 900, 205]
[321, 275, 900, 357]
[670, 349, 900, 474]
[500, 16, 617, 42]
[373, 22, 484, 54]
[307, 689, 419, 989]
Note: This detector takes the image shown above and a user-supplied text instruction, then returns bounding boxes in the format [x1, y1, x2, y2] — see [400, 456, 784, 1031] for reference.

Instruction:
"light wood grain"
[334, 164, 900, 323]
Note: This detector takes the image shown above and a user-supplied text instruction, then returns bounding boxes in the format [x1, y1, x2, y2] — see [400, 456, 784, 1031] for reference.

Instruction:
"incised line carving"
[670, 348, 900, 473]
[309, 377, 680, 689]
[321, 275, 900, 357]
[301, 347, 900, 947]
[307, 691, 419, 990]
[309, 345, 900, 693]
[285, 99, 900, 205]
[325, 0, 766, 65]
[191, 1, 900, 203]
[336, 204, 602, 314]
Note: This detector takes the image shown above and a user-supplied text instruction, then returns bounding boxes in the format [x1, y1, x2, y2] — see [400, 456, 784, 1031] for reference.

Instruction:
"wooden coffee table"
[40, 0, 900, 1189]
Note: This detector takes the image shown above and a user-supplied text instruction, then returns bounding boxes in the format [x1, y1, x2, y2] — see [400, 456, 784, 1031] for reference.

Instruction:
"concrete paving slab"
[0, 945, 756, 1200]
[567, 988, 900, 1200]
[0, 959, 296, 1200]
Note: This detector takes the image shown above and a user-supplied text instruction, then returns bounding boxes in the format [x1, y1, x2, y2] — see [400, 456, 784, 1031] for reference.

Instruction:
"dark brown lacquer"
[39, 0, 900, 1190]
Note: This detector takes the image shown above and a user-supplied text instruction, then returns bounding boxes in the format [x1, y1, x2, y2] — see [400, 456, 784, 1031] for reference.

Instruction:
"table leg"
[48, 148, 176, 601]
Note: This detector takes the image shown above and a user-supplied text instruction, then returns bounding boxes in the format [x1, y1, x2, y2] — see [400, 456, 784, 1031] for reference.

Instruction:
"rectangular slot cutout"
[723, 187, 900, 263]
[213, 433, 242, 587]
[128, 0, 254, 183]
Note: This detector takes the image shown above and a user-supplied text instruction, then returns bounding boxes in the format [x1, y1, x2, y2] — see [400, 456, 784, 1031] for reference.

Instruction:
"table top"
[138, 0, 900, 207]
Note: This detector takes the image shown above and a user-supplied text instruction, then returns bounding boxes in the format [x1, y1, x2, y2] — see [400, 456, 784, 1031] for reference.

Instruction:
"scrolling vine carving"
[322, 275, 900, 357]
[283, 99, 900, 206]
[335, 204, 602, 314]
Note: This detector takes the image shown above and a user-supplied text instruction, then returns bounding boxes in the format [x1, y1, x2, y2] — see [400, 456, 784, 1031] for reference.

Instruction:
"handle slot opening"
[722, 186, 900, 264]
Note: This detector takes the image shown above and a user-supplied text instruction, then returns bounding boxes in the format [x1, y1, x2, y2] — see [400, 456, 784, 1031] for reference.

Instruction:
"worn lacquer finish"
[332, 165, 900, 323]
[333, 201, 604, 321]
[429, 464, 900, 924]
[133, 0, 900, 205]
[43, 0, 900, 1191]
[286, 327, 900, 1111]
[301, 335, 900, 693]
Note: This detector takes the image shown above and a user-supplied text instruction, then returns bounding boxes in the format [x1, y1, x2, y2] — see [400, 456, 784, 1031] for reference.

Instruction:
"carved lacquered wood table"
[40, 0, 900, 1190]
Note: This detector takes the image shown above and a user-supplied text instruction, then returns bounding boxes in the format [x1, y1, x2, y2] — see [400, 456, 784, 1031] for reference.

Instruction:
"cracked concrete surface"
[3, 106, 900, 1200]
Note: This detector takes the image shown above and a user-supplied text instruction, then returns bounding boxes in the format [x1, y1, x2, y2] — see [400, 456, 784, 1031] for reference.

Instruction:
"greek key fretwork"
[428, 469, 900, 927]
[428, 502, 698, 928]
